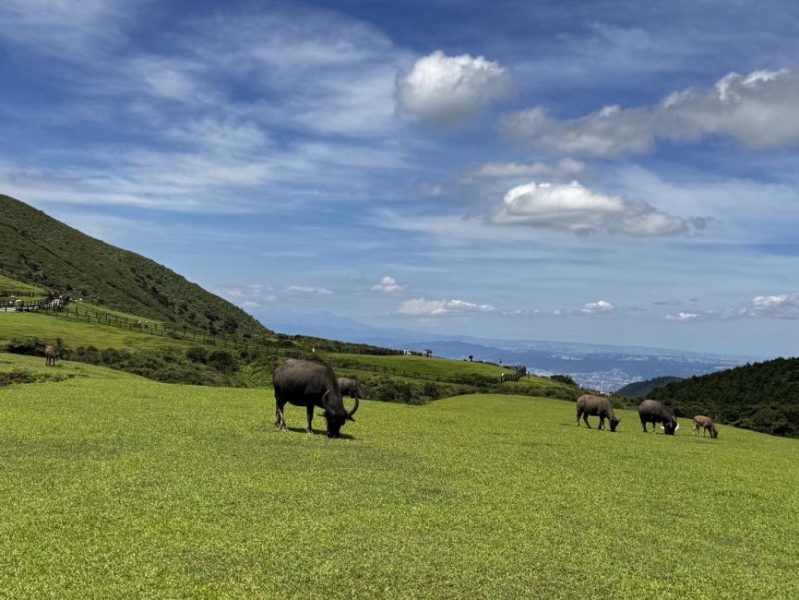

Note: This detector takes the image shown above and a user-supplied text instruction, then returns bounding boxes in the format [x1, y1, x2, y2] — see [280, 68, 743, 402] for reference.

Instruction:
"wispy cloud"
[287, 286, 333, 295]
[502, 68, 799, 157]
[398, 298, 496, 316]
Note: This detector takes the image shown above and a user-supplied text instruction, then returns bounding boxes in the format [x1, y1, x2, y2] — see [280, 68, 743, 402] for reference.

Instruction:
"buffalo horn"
[346, 395, 360, 421]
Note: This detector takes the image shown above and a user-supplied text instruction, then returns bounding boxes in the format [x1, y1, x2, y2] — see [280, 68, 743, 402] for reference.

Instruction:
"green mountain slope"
[0, 194, 269, 337]
[651, 357, 799, 437]
[616, 376, 683, 398]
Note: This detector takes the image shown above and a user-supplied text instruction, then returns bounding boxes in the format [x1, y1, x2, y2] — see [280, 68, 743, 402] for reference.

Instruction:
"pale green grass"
[1, 380, 797, 599]
[0, 352, 143, 380]
[0, 274, 44, 294]
[0, 312, 191, 351]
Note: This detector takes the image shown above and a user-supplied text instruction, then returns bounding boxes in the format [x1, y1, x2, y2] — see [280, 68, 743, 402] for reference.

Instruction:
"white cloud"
[502, 68, 799, 156]
[463, 158, 585, 180]
[581, 300, 614, 314]
[398, 298, 496, 316]
[287, 286, 333, 295]
[740, 294, 799, 319]
[490, 180, 696, 237]
[419, 183, 445, 198]
[371, 276, 407, 293]
[215, 284, 277, 309]
[395, 50, 512, 126]
[666, 312, 700, 321]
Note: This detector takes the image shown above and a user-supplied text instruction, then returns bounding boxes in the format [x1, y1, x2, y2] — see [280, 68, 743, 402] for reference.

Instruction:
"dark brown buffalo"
[44, 345, 58, 367]
[638, 399, 679, 435]
[337, 377, 365, 401]
[576, 394, 620, 432]
[273, 359, 359, 438]
[693, 415, 719, 439]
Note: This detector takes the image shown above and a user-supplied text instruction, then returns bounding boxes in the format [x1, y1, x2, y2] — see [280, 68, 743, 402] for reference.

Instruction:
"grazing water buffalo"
[638, 399, 679, 435]
[44, 345, 58, 367]
[693, 415, 719, 439]
[337, 377, 365, 401]
[576, 394, 620, 432]
[273, 359, 359, 438]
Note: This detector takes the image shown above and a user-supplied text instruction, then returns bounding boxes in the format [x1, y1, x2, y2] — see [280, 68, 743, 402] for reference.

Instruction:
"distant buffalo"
[638, 399, 679, 435]
[576, 394, 620, 432]
[337, 377, 365, 401]
[693, 415, 719, 439]
[44, 345, 58, 367]
[273, 359, 359, 438]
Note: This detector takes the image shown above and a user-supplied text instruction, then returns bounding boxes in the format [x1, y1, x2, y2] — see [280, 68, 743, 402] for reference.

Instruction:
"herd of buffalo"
[272, 358, 720, 439]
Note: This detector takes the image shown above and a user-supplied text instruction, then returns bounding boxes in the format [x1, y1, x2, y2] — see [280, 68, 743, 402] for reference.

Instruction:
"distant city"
[266, 316, 757, 392]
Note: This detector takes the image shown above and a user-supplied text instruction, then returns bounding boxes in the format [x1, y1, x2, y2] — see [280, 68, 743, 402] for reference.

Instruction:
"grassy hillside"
[616, 376, 683, 398]
[1, 377, 797, 598]
[651, 357, 799, 437]
[0, 194, 268, 337]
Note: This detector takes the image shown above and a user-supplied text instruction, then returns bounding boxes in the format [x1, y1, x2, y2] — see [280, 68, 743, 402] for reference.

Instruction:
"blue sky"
[3, 0, 799, 356]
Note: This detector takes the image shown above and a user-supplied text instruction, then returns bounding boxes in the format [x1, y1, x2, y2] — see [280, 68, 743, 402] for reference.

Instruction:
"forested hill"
[0, 194, 270, 337]
[616, 376, 683, 398]
[651, 357, 799, 438]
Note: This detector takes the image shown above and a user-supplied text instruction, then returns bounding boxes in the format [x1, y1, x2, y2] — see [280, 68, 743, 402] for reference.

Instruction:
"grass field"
[0, 352, 143, 381]
[0, 274, 44, 294]
[0, 311, 192, 351]
[1, 377, 797, 598]
[323, 353, 511, 378]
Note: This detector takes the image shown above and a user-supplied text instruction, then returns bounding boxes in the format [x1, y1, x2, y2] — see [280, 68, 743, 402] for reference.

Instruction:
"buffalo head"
[322, 389, 359, 438]
[610, 417, 621, 432]
[663, 418, 679, 436]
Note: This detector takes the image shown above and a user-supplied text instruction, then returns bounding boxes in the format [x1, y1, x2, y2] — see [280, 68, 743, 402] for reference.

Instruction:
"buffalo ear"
[347, 415, 356, 422]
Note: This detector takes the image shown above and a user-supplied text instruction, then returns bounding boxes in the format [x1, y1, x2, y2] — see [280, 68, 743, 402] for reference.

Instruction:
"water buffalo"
[337, 377, 365, 401]
[638, 399, 679, 435]
[576, 394, 620, 432]
[44, 345, 58, 367]
[273, 359, 359, 438]
[693, 415, 719, 439]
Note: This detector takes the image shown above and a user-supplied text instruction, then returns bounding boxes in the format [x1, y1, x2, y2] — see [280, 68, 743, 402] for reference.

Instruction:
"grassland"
[323, 352, 511, 378]
[1, 376, 797, 599]
[0, 352, 143, 381]
[0, 311, 192, 351]
[0, 274, 45, 294]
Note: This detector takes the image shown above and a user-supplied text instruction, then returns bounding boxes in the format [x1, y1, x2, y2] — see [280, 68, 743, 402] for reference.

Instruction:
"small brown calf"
[44, 345, 58, 367]
[692, 415, 718, 439]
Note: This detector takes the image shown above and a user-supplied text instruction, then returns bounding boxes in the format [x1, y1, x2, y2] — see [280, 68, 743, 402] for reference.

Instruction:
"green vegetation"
[1, 377, 797, 598]
[652, 357, 799, 438]
[616, 376, 683, 398]
[0, 273, 44, 294]
[0, 194, 268, 336]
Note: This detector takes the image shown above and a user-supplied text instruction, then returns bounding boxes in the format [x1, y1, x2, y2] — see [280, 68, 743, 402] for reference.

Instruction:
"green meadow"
[1, 375, 797, 599]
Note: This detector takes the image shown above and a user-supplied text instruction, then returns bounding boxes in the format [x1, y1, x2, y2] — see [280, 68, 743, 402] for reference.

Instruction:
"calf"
[44, 345, 58, 367]
[693, 415, 719, 439]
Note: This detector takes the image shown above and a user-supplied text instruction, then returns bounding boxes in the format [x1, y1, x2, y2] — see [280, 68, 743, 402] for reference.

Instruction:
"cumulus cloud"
[666, 312, 700, 321]
[398, 298, 496, 316]
[371, 276, 407, 293]
[462, 158, 585, 180]
[287, 286, 333, 295]
[581, 300, 614, 314]
[395, 50, 512, 126]
[502, 68, 799, 156]
[490, 180, 697, 237]
[739, 294, 799, 319]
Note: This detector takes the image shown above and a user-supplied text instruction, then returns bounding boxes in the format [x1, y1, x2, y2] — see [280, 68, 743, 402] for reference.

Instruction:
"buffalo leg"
[275, 399, 287, 431]
[599, 417, 605, 430]
[583, 413, 591, 428]
[305, 405, 314, 435]
[576, 409, 582, 427]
